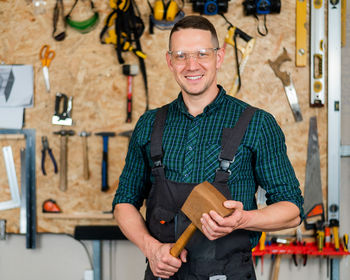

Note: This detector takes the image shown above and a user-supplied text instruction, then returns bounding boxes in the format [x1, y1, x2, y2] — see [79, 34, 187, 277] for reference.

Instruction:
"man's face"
[166, 28, 225, 97]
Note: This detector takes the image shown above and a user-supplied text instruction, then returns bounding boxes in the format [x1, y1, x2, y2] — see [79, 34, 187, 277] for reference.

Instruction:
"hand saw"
[304, 116, 324, 230]
[267, 48, 303, 122]
[223, 26, 255, 96]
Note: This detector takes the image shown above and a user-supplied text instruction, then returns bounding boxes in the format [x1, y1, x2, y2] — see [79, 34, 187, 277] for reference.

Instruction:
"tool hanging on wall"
[39, 45, 55, 93]
[52, 0, 67, 41]
[310, 0, 325, 106]
[65, 0, 99, 34]
[52, 92, 73, 126]
[41, 136, 58, 176]
[0, 146, 21, 211]
[147, 0, 185, 33]
[122, 64, 138, 123]
[296, 0, 307, 67]
[191, 0, 229, 15]
[119, 130, 133, 144]
[267, 48, 303, 122]
[100, 0, 149, 111]
[42, 199, 61, 213]
[79, 131, 91, 180]
[95, 132, 116, 192]
[303, 116, 325, 252]
[341, 0, 346, 46]
[242, 0, 281, 36]
[53, 129, 75, 192]
[328, 1, 342, 277]
[221, 15, 255, 96]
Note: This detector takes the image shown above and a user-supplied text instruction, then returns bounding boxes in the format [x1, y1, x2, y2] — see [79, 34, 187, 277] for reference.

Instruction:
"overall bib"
[144, 105, 257, 280]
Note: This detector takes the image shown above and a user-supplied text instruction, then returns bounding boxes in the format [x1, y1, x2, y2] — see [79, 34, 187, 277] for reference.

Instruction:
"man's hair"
[169, 15, 219, 50]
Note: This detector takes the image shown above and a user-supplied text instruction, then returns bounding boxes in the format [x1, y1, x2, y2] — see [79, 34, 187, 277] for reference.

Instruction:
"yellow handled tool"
[223, 26, 255, 96]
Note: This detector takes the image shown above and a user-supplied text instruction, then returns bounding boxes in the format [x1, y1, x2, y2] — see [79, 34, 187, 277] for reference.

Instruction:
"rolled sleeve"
[112, 113, 154, 210]
[254, 112, 304, 220]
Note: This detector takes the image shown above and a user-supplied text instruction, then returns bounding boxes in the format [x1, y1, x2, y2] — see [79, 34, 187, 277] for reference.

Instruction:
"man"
[113, 15, 304, 280]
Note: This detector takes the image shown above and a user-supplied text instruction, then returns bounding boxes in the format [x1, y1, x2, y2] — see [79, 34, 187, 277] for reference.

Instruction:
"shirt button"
[184, 174, 188, 178]
[188, 146, 193, 151]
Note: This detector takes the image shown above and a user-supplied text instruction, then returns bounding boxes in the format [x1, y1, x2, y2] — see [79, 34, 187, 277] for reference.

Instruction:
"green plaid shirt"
[113, 85, 304, 248]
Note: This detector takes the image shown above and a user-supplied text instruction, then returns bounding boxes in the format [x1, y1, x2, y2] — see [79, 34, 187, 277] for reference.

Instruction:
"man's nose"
[185, 55, 200, 68]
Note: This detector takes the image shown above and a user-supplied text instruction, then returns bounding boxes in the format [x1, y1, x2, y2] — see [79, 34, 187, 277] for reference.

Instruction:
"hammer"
[122, 64, 139, 123]
[53, 129, 75, 191]
[79, 131, 91, 180]
[95, 132, 116, 191]
[118, 130, 133, 145]
[170, 181, 234, 257]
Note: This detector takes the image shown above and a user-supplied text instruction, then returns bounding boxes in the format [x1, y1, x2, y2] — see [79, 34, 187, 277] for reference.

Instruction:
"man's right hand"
[146, 241, 187, 279]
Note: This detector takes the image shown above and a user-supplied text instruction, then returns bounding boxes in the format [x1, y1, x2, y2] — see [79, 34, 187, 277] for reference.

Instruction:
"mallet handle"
[170, 222, 197, 258]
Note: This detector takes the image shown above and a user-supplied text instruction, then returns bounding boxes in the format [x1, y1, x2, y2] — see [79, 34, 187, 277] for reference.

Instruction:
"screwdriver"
[259, 232, 266, 275]
[342, 234, 349, 252]
[330, 219, 340, 251]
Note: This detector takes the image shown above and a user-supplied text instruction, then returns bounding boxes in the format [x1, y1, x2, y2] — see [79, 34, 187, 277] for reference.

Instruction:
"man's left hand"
[200, 200, 247, 240]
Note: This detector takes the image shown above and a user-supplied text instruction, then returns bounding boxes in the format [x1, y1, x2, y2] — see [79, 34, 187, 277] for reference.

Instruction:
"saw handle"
[170, 223, 197, 258]
[267, 48, 291, 86]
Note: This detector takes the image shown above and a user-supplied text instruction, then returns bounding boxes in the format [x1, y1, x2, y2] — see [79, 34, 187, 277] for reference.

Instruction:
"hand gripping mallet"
[170, 181, 234, 257]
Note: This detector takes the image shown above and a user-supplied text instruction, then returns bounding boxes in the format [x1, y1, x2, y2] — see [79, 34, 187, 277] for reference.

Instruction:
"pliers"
[41, 136, 58, 175]
[292, 228, 307, 266]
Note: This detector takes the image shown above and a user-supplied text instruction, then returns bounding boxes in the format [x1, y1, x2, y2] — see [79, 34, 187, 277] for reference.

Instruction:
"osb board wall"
[0, 0, 327, 235]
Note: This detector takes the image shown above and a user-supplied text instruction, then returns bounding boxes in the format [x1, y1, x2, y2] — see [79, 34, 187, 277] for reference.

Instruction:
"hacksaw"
[296, 0, 307, 66]
[310, 0, 325, 106]
[223, 26, 255, 96]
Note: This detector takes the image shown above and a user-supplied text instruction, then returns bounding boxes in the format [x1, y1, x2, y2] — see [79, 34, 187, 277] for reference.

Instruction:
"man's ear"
[216, 47, 225, 69]
[166, 51, 174, 71]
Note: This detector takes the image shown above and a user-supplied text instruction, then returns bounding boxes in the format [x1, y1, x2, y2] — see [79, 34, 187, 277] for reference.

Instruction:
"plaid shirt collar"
[175, 85, 226, 118]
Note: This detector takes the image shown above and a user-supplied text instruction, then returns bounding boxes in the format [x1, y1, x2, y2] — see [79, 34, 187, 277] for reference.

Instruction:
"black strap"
[52, 0, 66, 41]
[215, 106, 257, 183]
[150, 105, 169, 166]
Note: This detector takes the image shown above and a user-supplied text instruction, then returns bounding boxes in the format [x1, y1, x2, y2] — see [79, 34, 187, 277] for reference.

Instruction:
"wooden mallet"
[170, 181, 234, 257]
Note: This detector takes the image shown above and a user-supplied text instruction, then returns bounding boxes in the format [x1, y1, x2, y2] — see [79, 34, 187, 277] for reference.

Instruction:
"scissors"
[39, 44, 55, 93]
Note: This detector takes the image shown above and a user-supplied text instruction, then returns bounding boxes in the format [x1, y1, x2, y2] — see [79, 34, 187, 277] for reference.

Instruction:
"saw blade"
[304, 116, 324, 224]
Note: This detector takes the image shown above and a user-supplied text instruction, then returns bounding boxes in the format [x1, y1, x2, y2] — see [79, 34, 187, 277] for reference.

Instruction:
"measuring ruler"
[296, 0, 307, 66]
[328, 0, 342, 279]
[310, 0, 325, 106]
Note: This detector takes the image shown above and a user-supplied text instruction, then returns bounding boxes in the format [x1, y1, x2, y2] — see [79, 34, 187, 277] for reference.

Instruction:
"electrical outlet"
[84, 270, 93, 280]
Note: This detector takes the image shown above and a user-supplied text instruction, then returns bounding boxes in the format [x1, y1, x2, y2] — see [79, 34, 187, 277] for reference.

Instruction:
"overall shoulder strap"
[215, 106, 257, 183]
[150, 104, 169, 167]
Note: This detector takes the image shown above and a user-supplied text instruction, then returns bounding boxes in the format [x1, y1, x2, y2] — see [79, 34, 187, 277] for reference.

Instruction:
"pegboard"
[0, 0, 327, 235]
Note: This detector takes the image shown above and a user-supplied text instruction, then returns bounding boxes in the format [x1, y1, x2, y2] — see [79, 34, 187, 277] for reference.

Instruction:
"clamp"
[41, 136, 58, 175]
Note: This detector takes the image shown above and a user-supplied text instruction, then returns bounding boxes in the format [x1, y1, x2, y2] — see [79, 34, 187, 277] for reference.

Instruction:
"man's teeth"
[187, 75, 202, 80]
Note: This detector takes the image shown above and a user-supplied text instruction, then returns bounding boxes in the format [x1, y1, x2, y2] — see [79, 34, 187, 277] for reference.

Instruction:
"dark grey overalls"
[144, 105, 257, 280]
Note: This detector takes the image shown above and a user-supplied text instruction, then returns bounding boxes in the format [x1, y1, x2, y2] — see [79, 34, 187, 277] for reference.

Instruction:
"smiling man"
[113, 16, 304, 280]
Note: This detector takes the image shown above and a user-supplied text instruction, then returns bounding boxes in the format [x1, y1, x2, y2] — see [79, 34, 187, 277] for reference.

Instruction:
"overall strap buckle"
[153, 159, 163, 168]
[216, 156, 235, 175]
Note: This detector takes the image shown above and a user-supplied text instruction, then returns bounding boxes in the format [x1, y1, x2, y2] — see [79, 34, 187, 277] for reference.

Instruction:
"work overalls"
[144, 105, 257, 280]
